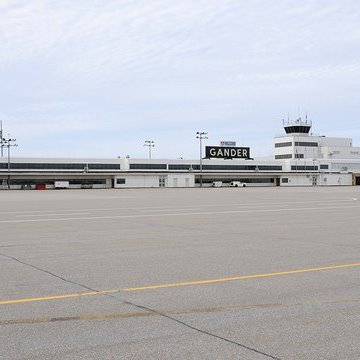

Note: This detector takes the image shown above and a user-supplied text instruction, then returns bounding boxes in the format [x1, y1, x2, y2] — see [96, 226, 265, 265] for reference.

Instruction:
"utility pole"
[2, 136, 18, 189]
[144, 140, 155, 159]
[196, 131, 208, 187]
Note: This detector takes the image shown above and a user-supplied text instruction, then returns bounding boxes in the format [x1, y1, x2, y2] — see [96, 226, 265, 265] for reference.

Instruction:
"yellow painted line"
[1, 312, 154, 325]
[0, 289, 119, 305]
[4, 297, 360, 326]
[123, 262, 360, 292]
[1, 262, 359, 305]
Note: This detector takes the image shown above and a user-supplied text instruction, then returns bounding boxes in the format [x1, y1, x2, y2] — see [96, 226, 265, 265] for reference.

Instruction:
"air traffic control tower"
[273, 117, 358, 162]
[273, 117, 319, 161]
[283, 117, 312, 134]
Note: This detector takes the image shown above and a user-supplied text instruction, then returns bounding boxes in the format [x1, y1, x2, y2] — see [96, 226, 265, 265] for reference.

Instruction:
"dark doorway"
[356, 176, 360, 185]
[276, 178, 280, 186]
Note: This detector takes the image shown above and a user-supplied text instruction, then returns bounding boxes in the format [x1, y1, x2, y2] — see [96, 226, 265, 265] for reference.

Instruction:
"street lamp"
[2, 136, 18, 189]
[196, 131, 208, 187]
[144, 140, 155, 159]
[312, 158, 319, 186]
[0, 120, 4, 157]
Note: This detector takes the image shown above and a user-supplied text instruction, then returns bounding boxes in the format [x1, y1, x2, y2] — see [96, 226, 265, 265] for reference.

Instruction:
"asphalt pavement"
[0, 187, 359, 359]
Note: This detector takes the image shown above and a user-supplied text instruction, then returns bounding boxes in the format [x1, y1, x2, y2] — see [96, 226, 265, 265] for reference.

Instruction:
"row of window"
[132, 163, 329, 171]
[275, 154, 292, 159]
[295, 141, 318, 147]
[274, 141, 319, 148]
[274, 154, 311, 159]
[169, 164, 200, 170]
[195, 178, 275, 184]
[202, 165, 282, 171]
[284, 125, 311, 134]
[0, 163, 120, 170]
[5, 179, 107, 185]
[291, 166, 318, 171]
[129, 164, 167, 170]
[140, 164, 284, 171]
[0, 162, 334, 173]
[88, 164, 120, 170]
[275, 142, 292, 148]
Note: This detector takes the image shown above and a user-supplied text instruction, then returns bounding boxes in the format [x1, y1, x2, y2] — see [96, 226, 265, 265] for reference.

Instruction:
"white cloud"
[1, 0, 360, 157]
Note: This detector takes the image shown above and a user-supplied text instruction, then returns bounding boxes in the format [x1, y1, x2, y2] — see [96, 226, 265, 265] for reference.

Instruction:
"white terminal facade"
[1, 119, 360, 189]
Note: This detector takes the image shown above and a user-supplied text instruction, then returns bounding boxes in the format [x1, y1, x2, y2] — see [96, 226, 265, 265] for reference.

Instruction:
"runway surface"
[1, 187, 359, 359]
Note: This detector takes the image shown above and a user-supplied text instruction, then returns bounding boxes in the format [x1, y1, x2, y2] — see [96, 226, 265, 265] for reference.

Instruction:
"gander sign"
[205, 146, 250, 159]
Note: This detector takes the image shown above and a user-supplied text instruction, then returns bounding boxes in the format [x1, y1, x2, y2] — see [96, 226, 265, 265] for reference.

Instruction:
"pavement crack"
[0, 252, 98, 293]
[0, 252, 282, 360]
[118, 297, 283, 360]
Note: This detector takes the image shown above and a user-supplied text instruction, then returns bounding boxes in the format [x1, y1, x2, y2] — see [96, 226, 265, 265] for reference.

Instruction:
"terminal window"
[275, 154, 292, 159]
[295, 142, 318, 147]
[275, 142, 292, 148]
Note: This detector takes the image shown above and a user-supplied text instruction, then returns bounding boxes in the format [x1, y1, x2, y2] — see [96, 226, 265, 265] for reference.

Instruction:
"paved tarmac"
[0, 187, 359, 359]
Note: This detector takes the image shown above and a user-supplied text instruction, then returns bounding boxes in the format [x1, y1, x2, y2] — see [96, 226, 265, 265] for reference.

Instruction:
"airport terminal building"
[1, 120, 360, 189]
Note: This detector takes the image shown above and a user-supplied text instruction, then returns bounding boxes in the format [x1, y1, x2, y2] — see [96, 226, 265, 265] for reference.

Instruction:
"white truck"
[54, 181, 70, 189]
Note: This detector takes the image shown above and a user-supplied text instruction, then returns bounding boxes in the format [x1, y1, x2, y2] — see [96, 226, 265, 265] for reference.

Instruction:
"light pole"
[196, 131, 208, 187]
[312, 158, 319, 186]
[144, 140, 155, 159]
[0, 121, 4, 157]
[2, 136, 18, 189]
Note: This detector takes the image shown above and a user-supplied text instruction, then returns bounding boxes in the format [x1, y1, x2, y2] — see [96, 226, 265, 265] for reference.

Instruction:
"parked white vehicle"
[54, 181, 69, 189]
[230, 181, 247, 187]
[211, 181, 223, 187]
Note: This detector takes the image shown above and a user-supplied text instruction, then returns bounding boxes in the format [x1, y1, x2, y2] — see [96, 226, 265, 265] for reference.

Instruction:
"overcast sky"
[1, 0, 360, 159]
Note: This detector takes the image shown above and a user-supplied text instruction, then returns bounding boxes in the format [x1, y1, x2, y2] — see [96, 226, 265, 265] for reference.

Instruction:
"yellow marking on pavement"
[123, 262, 360, 292]
[3, 297, 360, 326]
[0, 312, 153, 325]
[0, 289, 119, 305]
[1, 262, 359, 305]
